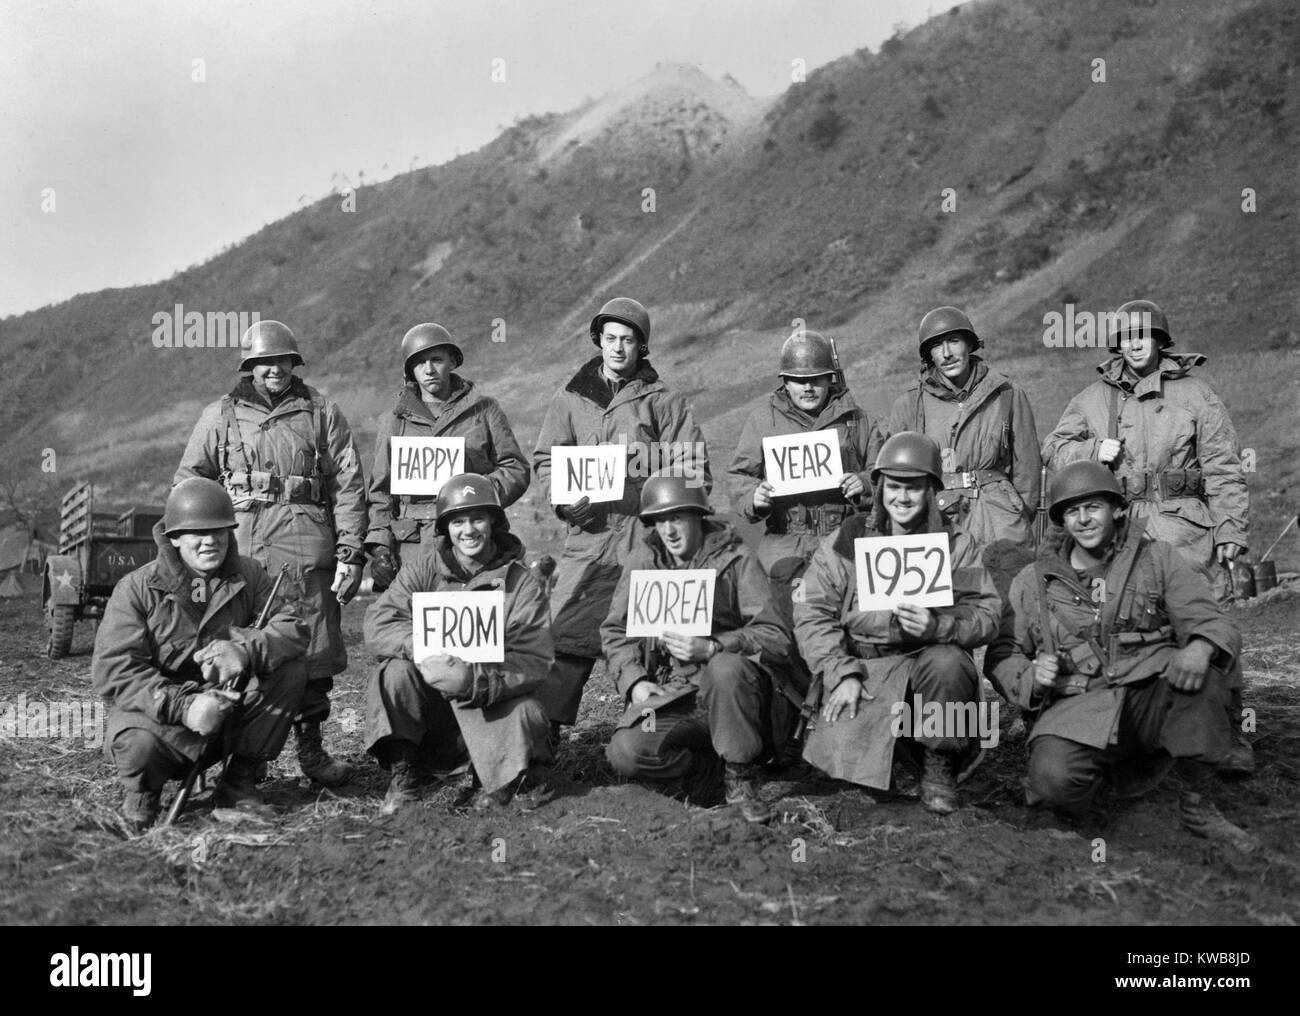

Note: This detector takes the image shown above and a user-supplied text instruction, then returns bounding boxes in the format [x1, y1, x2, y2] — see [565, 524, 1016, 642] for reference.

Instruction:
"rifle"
[794, 671, 823, 741]
[828, 336, 844, 387]
[1034, 464, 1049, 546]
[161, 564, 288, 827]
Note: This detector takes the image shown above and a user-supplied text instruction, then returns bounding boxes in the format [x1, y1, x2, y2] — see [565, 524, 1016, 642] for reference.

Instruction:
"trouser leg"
[697, 653, 769, 764]
[366, 658, 464, 770]
[606, 704, 711, 782]
[107, 728, 194, 793]
[232, 660, 310, 761]
[906, 644, 981, 754]
[1026, 734, 1105, 814]
[453, 696, 554, 794]
[538, 652, 596, 727]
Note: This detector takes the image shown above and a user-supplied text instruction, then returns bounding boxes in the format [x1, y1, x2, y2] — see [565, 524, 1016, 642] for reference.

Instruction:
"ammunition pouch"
[226, 470, 322, 505]
[1126, 468, 1204, 502]
[937, 469, 1008, 514]
[396, 498, 440, 521]
[768, 502, 854, 537]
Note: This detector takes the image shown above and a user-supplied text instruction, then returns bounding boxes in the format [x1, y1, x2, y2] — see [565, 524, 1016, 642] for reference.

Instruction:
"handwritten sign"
[853, 532, 954, 612]
[626, 569, 716, 637]
[762, 429, 843, 496]
[550, 445, 626, 505]
[390, 436, 466, 495]
[411, 590, 505, 663]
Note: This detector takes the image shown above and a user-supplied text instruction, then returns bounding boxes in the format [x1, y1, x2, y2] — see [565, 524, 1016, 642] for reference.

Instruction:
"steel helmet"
[164, 478, 237, 535]
[1048, 461, 1126, 524]
[401, 322, 463, 377]
[638, 472, 713, 523]
[870, 431, 944, 486]
[1107, 299, 1173, 350]
[917, 306, 982, 364]
[779, 330, 838, 378]
[435, 473, 507, 535]
[239, 320, 304, 372]
[590, 297, 651, 353]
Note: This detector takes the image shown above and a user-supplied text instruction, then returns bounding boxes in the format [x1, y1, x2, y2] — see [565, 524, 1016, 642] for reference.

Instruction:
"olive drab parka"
[175, 377, 368, 680]
[985, 517, 1240, 751]
[365, 377, 529, 553]
[1042, 353, 1249, 580]
[92, 522, 310, 759]
[533, 355, 711, 658]
[887, 358, 1042, 546]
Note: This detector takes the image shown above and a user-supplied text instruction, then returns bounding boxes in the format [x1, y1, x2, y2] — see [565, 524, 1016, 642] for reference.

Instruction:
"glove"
[332, 561, 364, 605]
[193, 639, 249, 688]
[182, 690, 240, 737]
[558, 495, 596, 528]
[418, 654, 474, 699]
[368, 545, 399, 592]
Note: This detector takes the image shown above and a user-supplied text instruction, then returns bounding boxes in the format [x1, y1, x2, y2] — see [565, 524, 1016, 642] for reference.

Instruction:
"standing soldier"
[364, 323, 529, 591]
[985, 461, 1258, 852]
[888, 306, 1042, 548]
[175, 320, 368, 787]
[794, 433, 1002, 814]
[601, 473, 794, 823]
[533, 297, 711, 732]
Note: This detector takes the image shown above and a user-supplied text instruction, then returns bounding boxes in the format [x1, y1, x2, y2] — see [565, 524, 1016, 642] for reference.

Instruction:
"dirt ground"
[2, 583, 1298, 927]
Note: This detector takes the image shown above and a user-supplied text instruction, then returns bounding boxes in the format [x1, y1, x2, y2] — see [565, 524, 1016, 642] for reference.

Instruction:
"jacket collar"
[640, 517, 738, 568]
[1045, 515, 1150, 584]
[229, 375, 312, 409]
[565, 355, 660, 409]
[771, 385, 860, 428]
[830, 510, 950, 559]
[394, 376, 473, 421]
[1096, 352, 1207, 394]
[918, 357, 995, 403]
[431, 530, 526, 583]
[146, 519, 242, 593]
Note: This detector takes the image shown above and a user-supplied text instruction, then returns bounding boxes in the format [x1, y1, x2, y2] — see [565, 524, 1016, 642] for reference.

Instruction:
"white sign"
[550, 445, 627, 505]
[626, 569, 716, 637]
[853, 532, 954, 612]
[390, 436, 466, 495]
[411, 590, 505, 663]
[762, 429, 844, 496]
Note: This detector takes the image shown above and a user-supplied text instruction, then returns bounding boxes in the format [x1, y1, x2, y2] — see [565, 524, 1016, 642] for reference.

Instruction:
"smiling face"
[446, 509, 495, 561]
[1119, 331, 1160, 375]
[1062, 497, 1123, 553]
[782, 373, 833, 414]
[653, 510, 705, 564]
[169, 529, 230, 577]
[251, 356, 296, 395]
[599, 322, 640, 379]
[880, 475, 931, 530]
[411, 348, 456, 399]
[927, 333, 974, 386]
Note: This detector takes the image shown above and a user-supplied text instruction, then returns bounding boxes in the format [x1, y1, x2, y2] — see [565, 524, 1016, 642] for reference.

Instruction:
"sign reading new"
[550, 445, 627, 505]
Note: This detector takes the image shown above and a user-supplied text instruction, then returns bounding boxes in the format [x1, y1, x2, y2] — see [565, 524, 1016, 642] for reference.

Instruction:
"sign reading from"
[390, 436, 466, 495]
[550, 444, 626, 505]
[762, 429, 844, 496]
[853, 532, 954, 612]
[626, 569, 716, 637]
[411, 590, 505, 663]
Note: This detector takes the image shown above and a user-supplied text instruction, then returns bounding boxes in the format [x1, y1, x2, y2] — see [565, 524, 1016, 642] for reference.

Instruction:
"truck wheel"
[47, 605, 76, 659]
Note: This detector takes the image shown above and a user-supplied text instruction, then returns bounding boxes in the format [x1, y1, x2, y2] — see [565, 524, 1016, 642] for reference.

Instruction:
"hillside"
[1, 0, 1296, 565]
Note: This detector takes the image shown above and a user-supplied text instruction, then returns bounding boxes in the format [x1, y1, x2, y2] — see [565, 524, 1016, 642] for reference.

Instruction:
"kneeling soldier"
[601, 473, 793, 823]
[985, 460, 1258, 852]
[794, 433, 1001, 814]
[364, 473, 554, 813]
[93, 479, 310, 832]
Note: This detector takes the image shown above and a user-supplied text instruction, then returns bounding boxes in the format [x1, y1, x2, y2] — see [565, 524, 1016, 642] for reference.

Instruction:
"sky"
[0, 0, 944, 318]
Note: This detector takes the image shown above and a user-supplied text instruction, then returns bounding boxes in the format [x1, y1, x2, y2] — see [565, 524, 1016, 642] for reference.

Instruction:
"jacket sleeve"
[363, 555, 436, 660]
[726, 407, 768, 523]
[792, 540, 863, 693]
[533, 392, 574, 518]
[858, 415, 886, 507]
[713, 552, 793, 662]
[984, 567, 1040, 709]
[656, 391, 712, 495]
[223, 560, 311, 674]
[173, 402, 224, 484]
[1158, 543, 1241, 661]
[481, 398, 531, 509]
[600, 560, 652, 698]
[323, 401, 368, 564]
[885, 390, 914, 439]
[364, 409, 397, 550]
[1042, 389, 1101, 469]
[91, 577, 200, 726]
[931, 534, 1003, 649]
[1009, 387, 1043, 519]
[1191, 383, 1250, 549]
[466, 568, 554, 708]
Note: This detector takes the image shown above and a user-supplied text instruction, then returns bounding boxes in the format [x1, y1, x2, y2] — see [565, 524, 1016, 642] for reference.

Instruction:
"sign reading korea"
[762, 429, 844, 496]
[853, 532, 954, 612]
[411, 590, 505, 663]
[550, 445, 627, 505]
[626, 569, 716, 638]
[390, 436, 466, 495]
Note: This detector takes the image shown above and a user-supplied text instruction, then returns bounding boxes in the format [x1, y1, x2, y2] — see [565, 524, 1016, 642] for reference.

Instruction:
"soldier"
[533, 297, 711, 732]
[887, 306, 1042, 548]
[363, 474, 554, 813]
[92, 479, 309, 832]
[1042, 299, 1253, 772]
[364, 323, 529, 591]
[601, 474, 793, 823]
[984, 461, 1258, 852]
[794, 433, 1001, 814]
[175, 320, 368, 787]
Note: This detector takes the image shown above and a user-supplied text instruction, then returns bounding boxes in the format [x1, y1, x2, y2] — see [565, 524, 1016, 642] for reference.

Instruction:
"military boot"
[724, 762, 772, 824]
[295, 719, 353, 787]
[380, 741, 421, 816]
[1217, 733, 1256, 778]
[1179, 791, 1259, 853]
[920, 749, 960, 815]
[122, 790, 160, 834]
[214, 756, 265, 808]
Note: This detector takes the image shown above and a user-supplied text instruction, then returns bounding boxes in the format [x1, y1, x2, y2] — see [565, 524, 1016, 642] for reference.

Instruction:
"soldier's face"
[1119, 332, 1159, 374]
[654, 510, 704, 563]
[782, 374, 832, 413]
[412, 349, 455, 399]
[881, 475, 929, 529]
[447, 510, 494, 559]
[251, 356, 295, 394]
[169, 529, 230, 577]
[1062, 498, 1123, 551]
[599, 323, 640, 378]
[929, 334, 973, 383]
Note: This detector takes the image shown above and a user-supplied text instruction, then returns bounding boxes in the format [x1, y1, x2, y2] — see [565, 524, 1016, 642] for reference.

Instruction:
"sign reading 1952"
[853, 532, 954, 612]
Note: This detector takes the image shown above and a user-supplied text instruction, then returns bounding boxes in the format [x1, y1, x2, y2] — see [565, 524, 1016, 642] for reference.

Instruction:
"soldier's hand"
[332, 562, 363, 606]
[418, 653, 474, 699]
[1097, 438, 1123, 465]
[839, 473, 866, 500]
[183, 689, 240, 736]
[659, 631, 715, 664]
[367, 545, 399, 591]
[822, 676, 873, 723]
[193, 640, 249, 688]
[559, 495, 596, 527]
[1032, 653, 1060, 689]
[1166, 639, 1214, 693]
[752, 481, 775, 512]
[630, 679, 659, 705]
[1215, 543, 1243, 565]
[894, 603, 938, 640]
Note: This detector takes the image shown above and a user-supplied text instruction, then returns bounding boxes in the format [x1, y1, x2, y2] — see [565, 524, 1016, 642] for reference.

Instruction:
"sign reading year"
[411, 590, 505, 663]
[761, 429, 843, 496]
[390, 436, 466, 495]
[853, 532, 954, 612]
